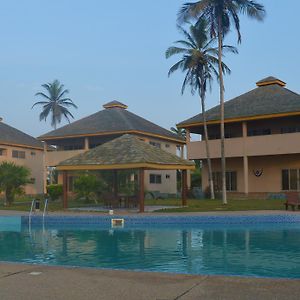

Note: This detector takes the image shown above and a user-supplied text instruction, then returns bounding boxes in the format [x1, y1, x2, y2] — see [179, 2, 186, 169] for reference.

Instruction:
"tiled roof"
[178, 77, 300, 126]
[40, 102, 183, 142]
[58, 134, 194, 169]
[0, 121, 43, 149]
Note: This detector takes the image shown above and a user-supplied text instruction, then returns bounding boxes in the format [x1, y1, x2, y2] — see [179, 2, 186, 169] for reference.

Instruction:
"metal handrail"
[43, 198, 48, 220]
[29, 199, 36, 227]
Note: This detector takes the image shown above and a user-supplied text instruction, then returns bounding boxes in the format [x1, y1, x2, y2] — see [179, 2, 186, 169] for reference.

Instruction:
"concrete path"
[0, 263, 299, 300]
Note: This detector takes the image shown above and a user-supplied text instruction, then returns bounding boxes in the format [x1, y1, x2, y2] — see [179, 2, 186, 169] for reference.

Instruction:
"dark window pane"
[282, 169, 289, 190]
[290, 169, 297, 190]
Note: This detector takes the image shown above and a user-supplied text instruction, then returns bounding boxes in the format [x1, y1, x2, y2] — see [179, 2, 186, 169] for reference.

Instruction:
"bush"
[0, 162, 31, 205]
[47, 184, 63, 201]
[74, 175, 106, 203]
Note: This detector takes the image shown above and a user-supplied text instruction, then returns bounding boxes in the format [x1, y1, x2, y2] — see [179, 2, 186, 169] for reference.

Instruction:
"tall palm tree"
[170, 126, 186, 140]
[166, 20, 236, 199]
[32, 79, 78, 129]
[178, 0, 265, 204]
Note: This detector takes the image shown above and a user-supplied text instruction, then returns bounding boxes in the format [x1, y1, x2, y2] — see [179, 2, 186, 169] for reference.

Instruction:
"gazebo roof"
[57, 134, 194, 171]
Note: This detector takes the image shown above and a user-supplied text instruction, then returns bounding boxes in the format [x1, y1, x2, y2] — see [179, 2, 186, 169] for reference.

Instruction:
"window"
[166, 174, 170, 179]
[149, 141, 161, 148]
[29, 178, 36, 184]
[248, 128, 271, 136]
[149, 174, 162, 184]
[213, 171, 237, 191]
[0, 148, 7, 156]
[280, 127, 300, 134]
[165, 144, 170, 148]
[282, 169, 300, 190]
[30, 151, 36, 156]
[63, 145, 84, 151]
[12, 150, 25, 159]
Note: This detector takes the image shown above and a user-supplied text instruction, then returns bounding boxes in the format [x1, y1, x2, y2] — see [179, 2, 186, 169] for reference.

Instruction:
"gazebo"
[56, 134, 195, 212]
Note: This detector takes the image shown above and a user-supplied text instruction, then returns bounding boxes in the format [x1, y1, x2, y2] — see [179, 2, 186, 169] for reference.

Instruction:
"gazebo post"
[113, 170, 118, 198]
[181, 169, 187, 207]
[139, 168, 145, 213]
[62, 170, 69, 209]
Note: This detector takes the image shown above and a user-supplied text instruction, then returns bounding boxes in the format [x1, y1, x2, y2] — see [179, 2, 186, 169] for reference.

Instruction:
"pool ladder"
[29, 198, 49, 226]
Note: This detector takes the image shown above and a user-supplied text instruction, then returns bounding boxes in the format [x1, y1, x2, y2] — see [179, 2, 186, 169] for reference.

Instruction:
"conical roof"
[178, 76, 300, 128]
[39, 102, 183, 143]
[57, 134, 194, 170]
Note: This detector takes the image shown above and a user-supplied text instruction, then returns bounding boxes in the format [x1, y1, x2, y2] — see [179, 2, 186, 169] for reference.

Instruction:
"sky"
[0, 0, 299, 139]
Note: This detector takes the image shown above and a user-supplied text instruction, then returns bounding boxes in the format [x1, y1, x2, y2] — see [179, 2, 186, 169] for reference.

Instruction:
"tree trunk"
[199, 83, 215, 200]
[218, 17, 227, 205]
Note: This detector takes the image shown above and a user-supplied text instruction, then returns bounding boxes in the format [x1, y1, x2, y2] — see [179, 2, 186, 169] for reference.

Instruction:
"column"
[242, 122, 249, 195]
[139, 169, 145, 213]
[243, 155, 249, 195]
[63, 171, 68, 209]
[181, 169, 187, 206]
[185, 129, 190, 144]
[113, 170, 118, 198]
[84, 137, 89, 150]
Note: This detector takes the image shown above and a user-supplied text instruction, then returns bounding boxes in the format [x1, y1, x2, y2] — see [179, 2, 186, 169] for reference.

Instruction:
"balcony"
[188, 132, 300, 159]
[46, 150, 86, 167]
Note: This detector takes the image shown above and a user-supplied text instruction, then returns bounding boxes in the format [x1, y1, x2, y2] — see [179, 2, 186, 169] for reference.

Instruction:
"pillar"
[113, 170, 118, 197]
[242, 121, 249, 195]
[181, 169, 187, 206]
[243, 155, 249, 195]
[84, 137, 89, 150]
[139, 169, 145, 213]
[63, 171, 68, 209]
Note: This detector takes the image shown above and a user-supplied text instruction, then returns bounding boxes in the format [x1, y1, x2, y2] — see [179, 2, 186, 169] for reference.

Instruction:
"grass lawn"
[147, 198, 286, 212]
[0, 197, 104, 212]
[0, 197, 287, 213]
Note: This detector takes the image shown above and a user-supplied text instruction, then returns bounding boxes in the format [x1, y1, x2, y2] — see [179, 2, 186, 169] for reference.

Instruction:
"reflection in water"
[0, 223, 300, 278]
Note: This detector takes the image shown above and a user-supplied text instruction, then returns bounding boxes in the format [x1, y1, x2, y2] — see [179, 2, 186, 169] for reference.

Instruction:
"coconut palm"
[170, 126, 186, 140]
[166, 20, 236, 199]
[32, 79, 78, 129]
[178, 0, 265, 204]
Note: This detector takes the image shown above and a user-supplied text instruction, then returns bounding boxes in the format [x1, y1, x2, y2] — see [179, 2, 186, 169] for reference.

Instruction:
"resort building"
[39, 101, 185, 195]
[178, 76, 300, 198]
[0, 118, 44, 194]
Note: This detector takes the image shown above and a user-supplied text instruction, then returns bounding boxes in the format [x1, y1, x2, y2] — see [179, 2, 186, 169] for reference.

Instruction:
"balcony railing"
[188, 132, 300, 159]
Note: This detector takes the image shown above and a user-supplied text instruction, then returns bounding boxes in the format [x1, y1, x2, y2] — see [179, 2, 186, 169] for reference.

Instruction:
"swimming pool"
[0, 215, 300, 278]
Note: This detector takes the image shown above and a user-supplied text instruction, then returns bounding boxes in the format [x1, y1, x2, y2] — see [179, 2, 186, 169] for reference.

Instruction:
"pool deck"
[0, 263, 300, 300]
[1, 210, 300, 299]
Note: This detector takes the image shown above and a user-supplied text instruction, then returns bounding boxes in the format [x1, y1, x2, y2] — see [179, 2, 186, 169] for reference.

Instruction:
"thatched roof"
[57, 134, 194, 171]
[0, 121, 43, 150]
[178, 76, 300, 127]
[39, 101, 183, 143]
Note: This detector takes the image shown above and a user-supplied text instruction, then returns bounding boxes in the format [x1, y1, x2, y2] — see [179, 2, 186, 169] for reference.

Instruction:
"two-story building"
[0, 118, 44, 195]
[178, 76, 300, 198]
[39, 101, 185, 195]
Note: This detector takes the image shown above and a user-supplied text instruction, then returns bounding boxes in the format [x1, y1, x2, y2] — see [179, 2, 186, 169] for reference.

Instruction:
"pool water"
[0, 219, 300, 278]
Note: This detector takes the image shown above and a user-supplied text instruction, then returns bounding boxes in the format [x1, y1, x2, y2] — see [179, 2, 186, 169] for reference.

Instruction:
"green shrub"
[47, 184, 63, 201]
[0, 162, 31, 205]
[74, 175, 106, 203]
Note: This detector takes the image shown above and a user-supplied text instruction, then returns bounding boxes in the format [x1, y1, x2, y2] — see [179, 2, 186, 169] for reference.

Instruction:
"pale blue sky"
[0, 0, 299, 138]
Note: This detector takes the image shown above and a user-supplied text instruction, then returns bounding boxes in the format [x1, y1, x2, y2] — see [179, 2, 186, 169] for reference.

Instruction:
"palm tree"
[166, 20, 236, 199]
[170, 126, 186, 139]
[178, 0, 265, 204]
[32, 79, 78, 129]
